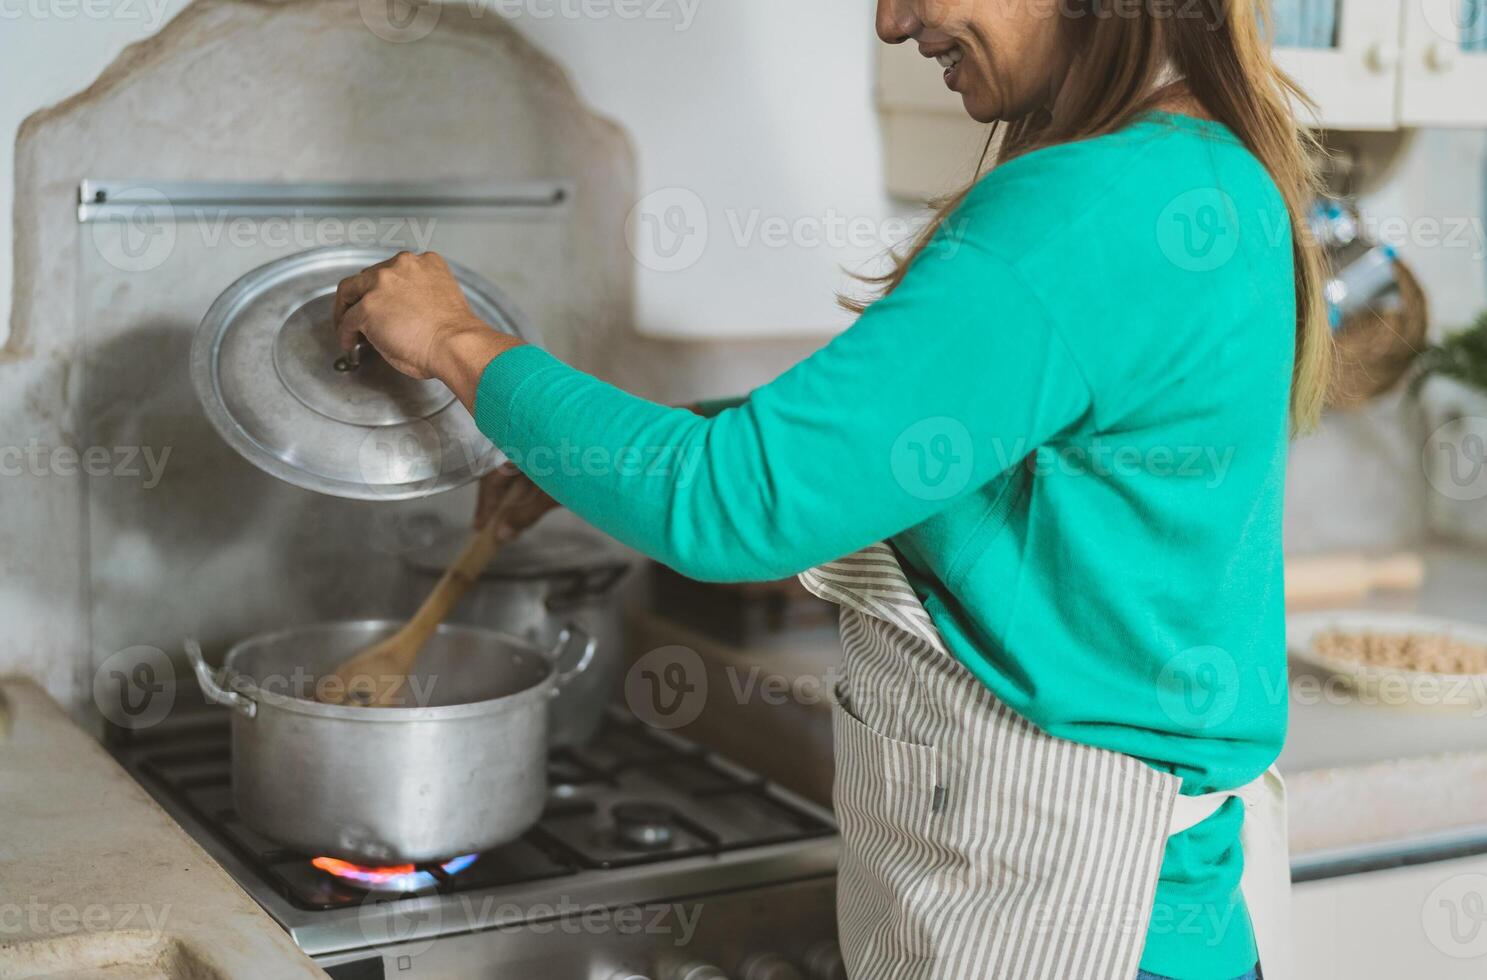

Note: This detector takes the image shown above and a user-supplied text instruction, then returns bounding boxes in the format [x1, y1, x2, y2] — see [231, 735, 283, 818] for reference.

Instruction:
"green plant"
[1411, 311, 1487, 397]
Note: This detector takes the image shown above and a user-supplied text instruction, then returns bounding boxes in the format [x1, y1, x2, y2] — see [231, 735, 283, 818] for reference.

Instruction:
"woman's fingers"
[332, 258, 399, 349]
[474, 466, 559, 533]
[474, 466, 512, 528]
[326, 251, 497, 383]
[334, 299, 366, 354]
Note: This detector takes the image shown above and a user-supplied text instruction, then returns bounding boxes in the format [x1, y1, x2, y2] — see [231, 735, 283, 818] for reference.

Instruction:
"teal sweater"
[476, 113, 1294, 979]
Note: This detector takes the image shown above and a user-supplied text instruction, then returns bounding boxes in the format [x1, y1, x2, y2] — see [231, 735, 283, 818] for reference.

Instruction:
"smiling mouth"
[934, 48, 964, 71]
[924, 44, 965, 88]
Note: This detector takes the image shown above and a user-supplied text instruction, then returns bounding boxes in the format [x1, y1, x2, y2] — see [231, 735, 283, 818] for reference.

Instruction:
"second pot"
[403, 521, 631, 746]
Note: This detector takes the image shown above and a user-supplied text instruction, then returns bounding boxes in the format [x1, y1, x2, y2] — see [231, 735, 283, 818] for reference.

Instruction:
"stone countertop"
[0, 679, 327, 979]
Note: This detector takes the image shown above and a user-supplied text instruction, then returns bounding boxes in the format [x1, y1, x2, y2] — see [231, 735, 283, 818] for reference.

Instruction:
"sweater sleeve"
[474, 231, 1093, 583]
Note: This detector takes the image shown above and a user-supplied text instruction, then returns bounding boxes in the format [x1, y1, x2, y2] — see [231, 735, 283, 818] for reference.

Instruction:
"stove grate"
[130, 714, 833, 911]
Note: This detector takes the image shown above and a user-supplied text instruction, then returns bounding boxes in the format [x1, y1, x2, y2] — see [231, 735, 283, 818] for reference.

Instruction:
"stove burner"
[611, 802, 676, 852]
[311, 853, 478, 892]
[122, 712, 836, 913]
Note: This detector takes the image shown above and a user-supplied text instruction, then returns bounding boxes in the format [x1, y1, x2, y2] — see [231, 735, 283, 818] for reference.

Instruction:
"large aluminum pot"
[403, 522, 630, 747]
[185, 620, 594, 864]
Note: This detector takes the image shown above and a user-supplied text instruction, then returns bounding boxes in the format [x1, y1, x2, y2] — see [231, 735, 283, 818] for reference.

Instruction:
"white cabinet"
[1293, 856, 1487, 978]
[1280, 0, 1487, 130]
[1399, 0, 1487, 126]
[1273, 0, 1403, 131]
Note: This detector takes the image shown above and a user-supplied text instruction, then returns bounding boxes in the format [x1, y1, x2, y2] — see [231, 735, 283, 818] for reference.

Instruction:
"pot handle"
[185, 639, 257, 719]
[546, 625, 597, 696]
[544, 562, 631, 609]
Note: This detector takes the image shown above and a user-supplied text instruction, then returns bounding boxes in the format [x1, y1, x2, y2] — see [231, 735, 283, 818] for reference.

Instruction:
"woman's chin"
[960, 95, 1001, 125]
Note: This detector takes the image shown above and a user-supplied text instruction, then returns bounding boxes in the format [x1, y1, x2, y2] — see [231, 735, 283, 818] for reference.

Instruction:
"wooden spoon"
[322, 494, 518, 707]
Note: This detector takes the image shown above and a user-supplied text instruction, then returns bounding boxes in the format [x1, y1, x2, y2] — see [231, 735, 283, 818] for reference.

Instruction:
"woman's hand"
[333, 251, 520, 409]
[476, 462, 560, 538]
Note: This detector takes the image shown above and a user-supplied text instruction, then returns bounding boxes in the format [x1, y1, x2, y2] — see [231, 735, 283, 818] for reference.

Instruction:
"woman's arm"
[470, 398, 742, 530]
[336, 240, 1093, 583]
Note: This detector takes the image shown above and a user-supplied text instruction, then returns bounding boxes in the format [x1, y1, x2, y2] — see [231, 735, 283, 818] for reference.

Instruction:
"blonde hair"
[849, 0, 1331, 434]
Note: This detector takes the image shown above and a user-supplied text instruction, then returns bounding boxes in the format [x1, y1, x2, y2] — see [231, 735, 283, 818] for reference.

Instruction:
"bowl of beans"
[1287, 611, 1487, 712]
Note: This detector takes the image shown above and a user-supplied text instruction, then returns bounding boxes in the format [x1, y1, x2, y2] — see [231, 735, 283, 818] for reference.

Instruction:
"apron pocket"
[831, 681, 944, 976]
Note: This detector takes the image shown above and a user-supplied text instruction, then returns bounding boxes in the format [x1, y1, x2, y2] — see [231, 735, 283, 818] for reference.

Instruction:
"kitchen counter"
[1281, 545, 1487, 868]
[0, 679, 327, 980]
[1283, 546, 1487, 771]
[633, 545, 1487, 869]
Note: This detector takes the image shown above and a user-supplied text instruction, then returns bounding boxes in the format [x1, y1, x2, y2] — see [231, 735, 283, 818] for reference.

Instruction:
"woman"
[333, 1, 1328, 977]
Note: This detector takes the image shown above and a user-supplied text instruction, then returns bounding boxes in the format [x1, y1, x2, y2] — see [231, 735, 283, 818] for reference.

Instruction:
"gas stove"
[109, 702, 843, 979]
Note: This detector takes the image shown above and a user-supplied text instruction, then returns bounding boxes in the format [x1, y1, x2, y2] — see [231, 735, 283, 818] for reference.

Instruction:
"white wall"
[0, 0, 182, 350]
[1355, 128, 1487, 330]
[0, 0, 912, 347]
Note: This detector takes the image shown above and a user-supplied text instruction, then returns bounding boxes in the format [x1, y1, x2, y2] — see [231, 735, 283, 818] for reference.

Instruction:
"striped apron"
[799, 544, 1291, 980]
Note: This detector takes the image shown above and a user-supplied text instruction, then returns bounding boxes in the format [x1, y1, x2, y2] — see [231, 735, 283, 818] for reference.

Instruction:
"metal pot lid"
[404, 522, 631, 583]
[191, 245, 533, 500]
